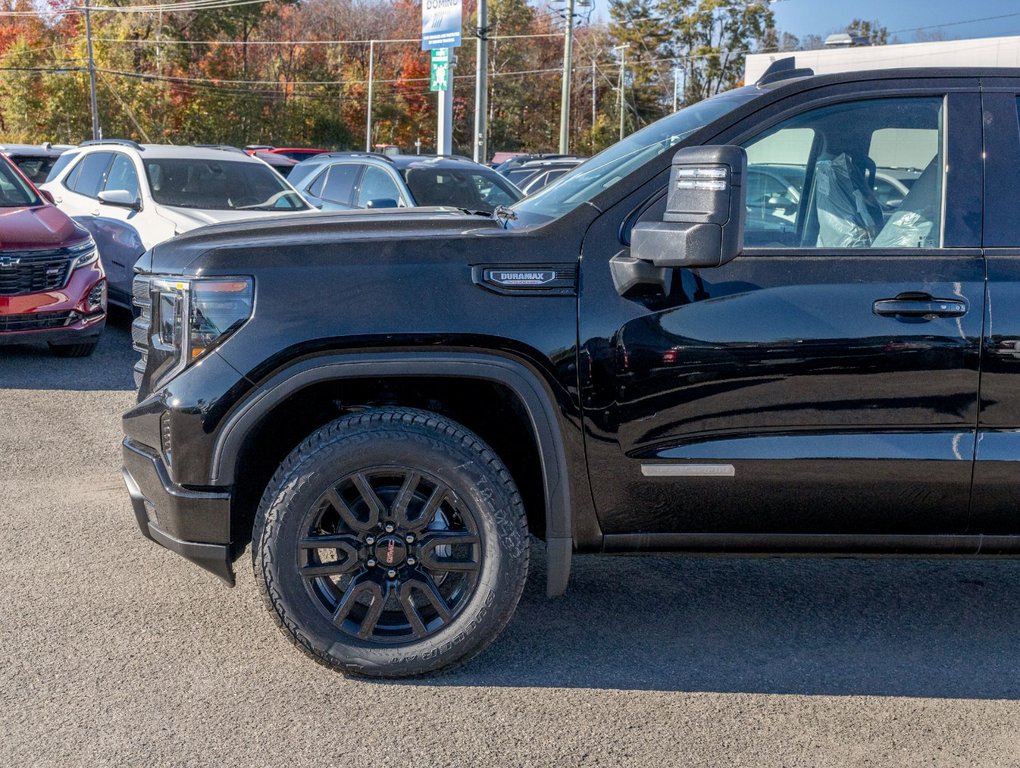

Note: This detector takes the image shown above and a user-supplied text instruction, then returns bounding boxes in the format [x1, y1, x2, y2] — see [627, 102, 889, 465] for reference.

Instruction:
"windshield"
[0, 156, 42, 207]
[512, 88, 757, 222]
[10, 155, 58, 185]
[143, 158, 308, 211]
[403, 166, 522, 212]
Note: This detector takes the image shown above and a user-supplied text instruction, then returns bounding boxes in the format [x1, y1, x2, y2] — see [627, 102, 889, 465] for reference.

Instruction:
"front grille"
[0, 311, 75, 332]
[0, 248, 73, 296]
[132, 274, 152, 388]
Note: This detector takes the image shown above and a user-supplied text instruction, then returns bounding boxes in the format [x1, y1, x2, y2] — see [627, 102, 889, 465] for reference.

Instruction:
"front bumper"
[0, 261, 106, 345]
[122, 438, 235, 585]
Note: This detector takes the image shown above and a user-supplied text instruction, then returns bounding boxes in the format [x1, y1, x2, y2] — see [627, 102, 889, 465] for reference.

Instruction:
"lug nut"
[406, 557, 416, 566]
[365, 536, 375, 545]
[384, 524, 395, 533]
[387, 569, 397, 578]
[367, 558, 376, 567]
[405, 534, 415, 544]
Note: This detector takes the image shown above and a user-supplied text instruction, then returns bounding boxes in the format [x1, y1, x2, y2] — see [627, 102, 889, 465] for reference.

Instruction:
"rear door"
[305, 162, 362, 210]
[57, 151, 114, 218]
[580, 80, 985, 542]
[971, 81, 1020, 538]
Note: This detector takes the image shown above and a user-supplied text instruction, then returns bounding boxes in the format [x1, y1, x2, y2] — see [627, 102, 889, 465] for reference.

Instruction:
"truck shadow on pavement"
[0, 315, 135, 391]
[426, 545, 1020, 698]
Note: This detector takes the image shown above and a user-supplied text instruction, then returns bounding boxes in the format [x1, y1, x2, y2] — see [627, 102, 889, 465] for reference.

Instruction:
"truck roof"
[754, 60, 1020, 91]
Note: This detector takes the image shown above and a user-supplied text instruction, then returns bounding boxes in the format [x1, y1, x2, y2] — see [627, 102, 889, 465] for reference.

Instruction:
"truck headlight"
[150, 276, 253, 385]
[188, 279, 254, 359]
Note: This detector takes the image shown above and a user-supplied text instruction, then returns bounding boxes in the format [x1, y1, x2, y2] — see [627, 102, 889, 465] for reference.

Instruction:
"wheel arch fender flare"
[211, 351, 573, 597]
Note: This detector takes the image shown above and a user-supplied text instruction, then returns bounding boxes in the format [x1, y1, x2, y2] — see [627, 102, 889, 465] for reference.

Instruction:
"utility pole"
[613, 43, 629, 141]
[557, 0, 576, 154]
[84, 0, 100, 140]
[673, 63, 680, 112]
[591, 59, 596, 131]
[437, 50, 454, 155]
[473, 0, 488, 163]
[365, 39, 375, 151]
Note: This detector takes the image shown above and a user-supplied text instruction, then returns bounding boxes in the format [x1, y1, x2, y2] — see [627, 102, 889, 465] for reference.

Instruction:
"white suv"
[41, 141, 311, 307]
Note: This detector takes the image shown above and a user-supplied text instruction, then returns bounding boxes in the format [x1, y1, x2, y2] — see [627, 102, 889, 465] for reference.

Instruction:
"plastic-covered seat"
[872, 158, 940, 248]
[814, 153, 885, 248]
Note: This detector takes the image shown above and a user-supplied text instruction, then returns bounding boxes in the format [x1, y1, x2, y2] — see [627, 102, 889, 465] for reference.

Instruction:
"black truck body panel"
[122, 68, 1020, 593]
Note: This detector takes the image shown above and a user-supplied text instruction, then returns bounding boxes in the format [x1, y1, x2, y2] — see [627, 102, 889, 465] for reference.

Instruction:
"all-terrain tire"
[252, 407, 530, 678]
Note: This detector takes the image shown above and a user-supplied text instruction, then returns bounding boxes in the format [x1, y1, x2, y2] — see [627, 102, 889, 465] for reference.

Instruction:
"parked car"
[489, 151, 527, 167]
[492, 153, 580, 175]
[0, 143, 75, 185]
[244, 146, 330, 162]
[252, 150, 300, 178]
[0, 152, 105, 356]
[41, 140, 311, 308]
[125, 61, 1012, 679]
[288, 153, 523, 212]
[514, 158, 587, 195]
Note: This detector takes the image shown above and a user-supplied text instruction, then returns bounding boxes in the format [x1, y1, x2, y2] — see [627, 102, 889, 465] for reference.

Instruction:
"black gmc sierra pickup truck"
[122, 61, 1020, 677]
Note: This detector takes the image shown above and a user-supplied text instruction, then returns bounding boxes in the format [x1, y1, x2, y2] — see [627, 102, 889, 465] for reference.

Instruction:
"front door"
[91, 152, 145, 303]
[580, 85, 985, 540]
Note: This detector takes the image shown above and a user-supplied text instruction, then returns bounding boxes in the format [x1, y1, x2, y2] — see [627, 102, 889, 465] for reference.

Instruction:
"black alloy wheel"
[299, 467, 480, 642]
[253, 408, 530, 678]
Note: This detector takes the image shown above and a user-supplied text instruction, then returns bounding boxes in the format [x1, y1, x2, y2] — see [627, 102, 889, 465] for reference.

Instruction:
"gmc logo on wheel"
[385, 540, 395, 564]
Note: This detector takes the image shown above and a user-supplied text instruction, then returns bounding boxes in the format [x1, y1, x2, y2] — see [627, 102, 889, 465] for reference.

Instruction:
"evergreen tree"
[608, 0, 670, 133]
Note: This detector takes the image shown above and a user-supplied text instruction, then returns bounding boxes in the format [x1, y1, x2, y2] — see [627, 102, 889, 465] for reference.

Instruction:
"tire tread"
[252, 407, 529, 678]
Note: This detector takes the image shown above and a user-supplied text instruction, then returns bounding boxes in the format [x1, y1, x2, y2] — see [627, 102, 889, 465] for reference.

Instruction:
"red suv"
[0, 153, 106, 356]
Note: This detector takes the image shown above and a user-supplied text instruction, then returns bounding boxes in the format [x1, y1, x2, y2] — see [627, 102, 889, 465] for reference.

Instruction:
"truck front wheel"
[252, 407, 530, 677]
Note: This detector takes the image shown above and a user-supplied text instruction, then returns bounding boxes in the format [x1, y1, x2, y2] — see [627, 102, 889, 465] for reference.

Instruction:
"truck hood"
[154, 203, 309, 233]
[138, 207, 506, 274]
[0, 204, 89, 251]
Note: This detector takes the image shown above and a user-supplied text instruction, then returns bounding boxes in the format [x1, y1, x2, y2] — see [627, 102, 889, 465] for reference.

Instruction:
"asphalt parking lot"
[2, 319, 1020, 767]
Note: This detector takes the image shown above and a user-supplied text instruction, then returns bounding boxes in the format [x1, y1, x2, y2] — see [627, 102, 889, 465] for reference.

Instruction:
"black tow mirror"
[624, 145, 746, 289]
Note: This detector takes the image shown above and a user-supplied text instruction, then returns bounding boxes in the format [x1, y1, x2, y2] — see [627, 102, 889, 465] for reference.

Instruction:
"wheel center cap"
[373, 536, 407, 567]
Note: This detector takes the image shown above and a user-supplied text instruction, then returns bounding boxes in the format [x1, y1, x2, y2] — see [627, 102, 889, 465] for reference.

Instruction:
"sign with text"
[430, 48, 450, 92]
[421, 0, 461, 51]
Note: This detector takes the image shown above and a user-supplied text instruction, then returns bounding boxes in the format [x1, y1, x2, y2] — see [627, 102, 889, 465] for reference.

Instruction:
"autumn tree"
[659, 0, 775, 105]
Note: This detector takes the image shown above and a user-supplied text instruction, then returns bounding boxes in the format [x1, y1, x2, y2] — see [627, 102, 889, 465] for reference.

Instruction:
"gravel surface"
[2, 320, 1019, 767]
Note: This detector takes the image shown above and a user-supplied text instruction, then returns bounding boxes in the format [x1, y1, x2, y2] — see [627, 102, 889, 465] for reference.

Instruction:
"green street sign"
[430, 48, 450, 92]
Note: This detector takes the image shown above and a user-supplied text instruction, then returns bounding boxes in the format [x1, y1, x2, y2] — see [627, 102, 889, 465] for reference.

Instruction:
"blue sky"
[586, 1, 1020, 42]
[771, 0, 1020, 43]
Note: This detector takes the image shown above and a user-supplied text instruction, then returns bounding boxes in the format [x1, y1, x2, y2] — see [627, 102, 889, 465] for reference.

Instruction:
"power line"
[889, 12, 1020, 35]
[0, 0, 270, 15]
[89, 0, 270, 12]
[97, 62, 592, 88]
[90, 32, 563, 47]
[0, 64, 85, 72]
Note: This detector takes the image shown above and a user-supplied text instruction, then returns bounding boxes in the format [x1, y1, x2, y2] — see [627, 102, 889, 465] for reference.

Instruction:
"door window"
[46, 150, 78, 184]
[305, 169, 327, 198]
[741, 98, 944, 249]
[355, 165, 402, 207]
[321, 163, 360, 206]
[67, 151, 114, 199]
[103, 153, 140, 201]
